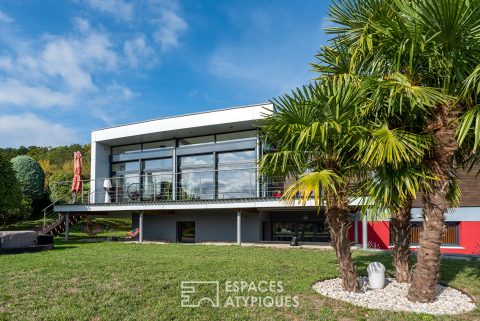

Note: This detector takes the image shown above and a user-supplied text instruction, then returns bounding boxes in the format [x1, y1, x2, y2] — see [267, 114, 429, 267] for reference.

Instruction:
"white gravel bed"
[312, 277, 476, 315]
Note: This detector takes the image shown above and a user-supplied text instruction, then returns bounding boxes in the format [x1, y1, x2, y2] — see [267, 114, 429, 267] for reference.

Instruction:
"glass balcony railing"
[50, 168, 286, 205]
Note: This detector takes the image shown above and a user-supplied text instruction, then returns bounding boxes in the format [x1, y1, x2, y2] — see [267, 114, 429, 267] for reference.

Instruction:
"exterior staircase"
[41, 193, 89, 236]
[42, 213, 88, 236]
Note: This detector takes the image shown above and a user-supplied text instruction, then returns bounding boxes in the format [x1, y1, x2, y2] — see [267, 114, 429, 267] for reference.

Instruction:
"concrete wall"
[91, 141, 111, 203]
[138, 210, 262, 243]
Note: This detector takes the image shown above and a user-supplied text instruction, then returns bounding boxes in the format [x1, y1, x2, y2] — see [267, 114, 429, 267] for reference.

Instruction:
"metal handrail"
[41, 188, 87, 229]
[48, 168, 286, 205]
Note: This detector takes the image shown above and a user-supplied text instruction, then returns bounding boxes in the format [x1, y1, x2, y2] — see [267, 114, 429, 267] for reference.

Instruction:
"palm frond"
[282, 170, 341, 207]
[355, 125, 431, 167]
[457, 104, 480, 152]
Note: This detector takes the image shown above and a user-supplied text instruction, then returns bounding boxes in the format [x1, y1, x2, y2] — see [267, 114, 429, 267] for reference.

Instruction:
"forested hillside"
[0, 144, 91, 225]
[0, 144, 91, 183]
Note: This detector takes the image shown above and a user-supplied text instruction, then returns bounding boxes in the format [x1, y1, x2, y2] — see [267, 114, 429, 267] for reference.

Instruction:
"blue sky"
[0, 0, 330, 147]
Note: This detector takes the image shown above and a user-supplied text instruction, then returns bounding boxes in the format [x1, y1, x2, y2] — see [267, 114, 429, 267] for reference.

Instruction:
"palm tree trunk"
[408, 104, 458, 303]
[390, 200, 412, 283]
[326, 206, 360, 292]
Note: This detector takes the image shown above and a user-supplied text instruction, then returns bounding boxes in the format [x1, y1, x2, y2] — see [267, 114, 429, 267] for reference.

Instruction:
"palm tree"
[314, 42, 438, 283]
[260, 73, 433, 291]
[260, 75, 368, 292]
[326, 0, 480, 302]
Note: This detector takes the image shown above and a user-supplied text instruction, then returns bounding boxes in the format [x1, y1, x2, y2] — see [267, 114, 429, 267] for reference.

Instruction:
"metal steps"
[42, 213, 88, 236]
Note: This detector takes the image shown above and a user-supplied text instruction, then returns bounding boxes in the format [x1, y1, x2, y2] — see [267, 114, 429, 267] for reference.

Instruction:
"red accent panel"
[364, 220, 480, 255]
[367, 222, 390, 249]
[439, 221, 480, 255]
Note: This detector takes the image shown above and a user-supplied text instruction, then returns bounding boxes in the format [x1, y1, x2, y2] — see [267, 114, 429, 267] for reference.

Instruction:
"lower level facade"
[132, 209, 330, 244]
[55, 202, 480, 255]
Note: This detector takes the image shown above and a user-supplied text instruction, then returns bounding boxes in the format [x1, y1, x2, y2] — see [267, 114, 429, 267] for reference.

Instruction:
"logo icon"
[181, 281, 220, 307]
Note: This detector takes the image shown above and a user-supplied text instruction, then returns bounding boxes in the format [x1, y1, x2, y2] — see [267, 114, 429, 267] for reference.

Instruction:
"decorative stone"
[312, 277, 476, 315]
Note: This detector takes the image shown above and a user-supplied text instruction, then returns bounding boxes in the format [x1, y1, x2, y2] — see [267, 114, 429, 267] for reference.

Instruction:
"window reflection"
[142, 158, 173, 201]
[217, 150, 256, 198]
[112, 161, 139, 172]
[272, 222, 330, 242]
[143, 140, 173, 151]
[179, 154, 214, 200]
[178, 135, 214, 146]
[112, 174, 140, 202]
[112, 144, 141, 155]
[216, 130, 256, 142]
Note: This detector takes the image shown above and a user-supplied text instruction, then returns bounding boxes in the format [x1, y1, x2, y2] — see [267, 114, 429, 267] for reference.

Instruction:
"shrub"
[11, 155, 45, 201]
[0, 154, 24, 226]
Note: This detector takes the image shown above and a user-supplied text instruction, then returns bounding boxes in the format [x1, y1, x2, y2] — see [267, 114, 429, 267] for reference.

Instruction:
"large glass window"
[111, 174, 141, 202]
[112, 161, 140, 173]
[143, 140, 174, 151]
[217, 150, 256, 199]
[111, 161, 141, 202]
[272, 222, 330, 242]
[142, 158, 173, 201]
[144, 158, 172, 170]
[112, 144, 142, 155]
[178, 154, 214, 200]
[216, 130, 256, 142]
[178, 135, 214, 146]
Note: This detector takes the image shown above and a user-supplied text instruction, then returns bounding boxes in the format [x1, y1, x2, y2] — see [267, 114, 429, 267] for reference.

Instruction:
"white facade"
[89, 103, 273, 204]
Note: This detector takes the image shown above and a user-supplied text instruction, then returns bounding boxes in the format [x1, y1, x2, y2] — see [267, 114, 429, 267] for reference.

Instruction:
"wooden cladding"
[390, 223, 459, 245]
[413, 165, 480, 207]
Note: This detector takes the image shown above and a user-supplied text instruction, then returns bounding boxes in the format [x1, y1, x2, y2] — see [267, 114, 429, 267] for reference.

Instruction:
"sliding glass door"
[142, 158, 173, 201]
[217, 150, 256, 198]
[178, 154, 214, 200]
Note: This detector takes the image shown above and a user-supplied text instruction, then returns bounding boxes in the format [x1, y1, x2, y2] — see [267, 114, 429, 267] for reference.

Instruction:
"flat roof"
[92, 102, 271, 132]
[91, 102, 273, 144]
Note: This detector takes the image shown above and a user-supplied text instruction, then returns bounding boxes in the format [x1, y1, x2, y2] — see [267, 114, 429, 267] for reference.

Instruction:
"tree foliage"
[11, 156, 45, 201]
[49, 171, 73, 203]
[0, 154, 24, 226]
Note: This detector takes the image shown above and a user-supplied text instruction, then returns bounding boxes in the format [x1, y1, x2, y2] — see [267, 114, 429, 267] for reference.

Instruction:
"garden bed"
[312, 277, 476, 315]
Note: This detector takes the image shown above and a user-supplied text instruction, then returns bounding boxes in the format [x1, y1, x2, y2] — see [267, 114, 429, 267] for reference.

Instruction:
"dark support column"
[65, 213, 70, 241]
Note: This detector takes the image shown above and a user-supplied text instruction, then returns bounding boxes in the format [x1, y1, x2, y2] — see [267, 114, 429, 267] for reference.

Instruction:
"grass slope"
[0, 242, 478, 321]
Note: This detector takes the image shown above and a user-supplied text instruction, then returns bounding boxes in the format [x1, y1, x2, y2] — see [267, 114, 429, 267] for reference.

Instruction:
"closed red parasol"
[71, 151, 83, 195]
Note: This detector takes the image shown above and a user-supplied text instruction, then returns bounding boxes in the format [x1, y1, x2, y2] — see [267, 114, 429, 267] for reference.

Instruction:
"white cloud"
[73, 17, 91, 33]
[0, 56, 13, 70]
[0, 79, 72, 108]
[123, 34, 156, 68]
[84, 0, 134, 22]
[152, 7, 188, 51]
[81, 0, 188, 52]
[0, 10, 12, 24]
[40, 32, 117, 91]
[0, 23, 119, 104]
[0, 114, 78, 147]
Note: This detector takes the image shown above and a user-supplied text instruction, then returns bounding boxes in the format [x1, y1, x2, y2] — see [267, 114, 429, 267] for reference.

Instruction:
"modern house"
[53, 103, 480, 255]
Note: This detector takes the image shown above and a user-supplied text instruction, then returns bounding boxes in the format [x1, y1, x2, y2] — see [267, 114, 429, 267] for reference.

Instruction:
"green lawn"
[0, 241, 478, 321]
